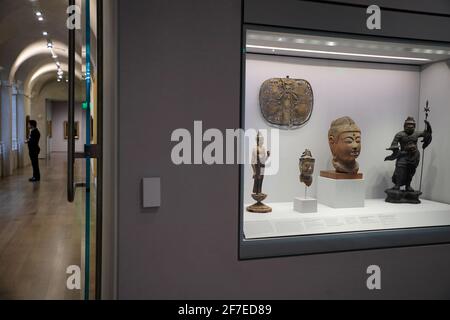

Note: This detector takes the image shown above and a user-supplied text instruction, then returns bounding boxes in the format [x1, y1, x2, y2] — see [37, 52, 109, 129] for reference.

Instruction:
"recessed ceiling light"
[57, 78, 61, 82]
[326, 41, 337, 46]
[35, 11, 42, 17]
[47, 42, 53, 48]
[38, 16, 44, 21]
[42, 31, 48, 36]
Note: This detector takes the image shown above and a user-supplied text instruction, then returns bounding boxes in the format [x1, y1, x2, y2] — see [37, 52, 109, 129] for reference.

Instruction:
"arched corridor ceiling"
[0, 0, 84, 92]
[9, 40, 83, 83]
[26, 61, 83, 95]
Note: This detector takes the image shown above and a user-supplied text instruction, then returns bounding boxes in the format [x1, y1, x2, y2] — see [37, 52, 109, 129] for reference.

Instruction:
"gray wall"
[117, 0, 450, 299]
[244, 0, 450, 42]
[322, 0, 450, 15]
[30, 81, 84, 159]
[102, 0, 119, 300]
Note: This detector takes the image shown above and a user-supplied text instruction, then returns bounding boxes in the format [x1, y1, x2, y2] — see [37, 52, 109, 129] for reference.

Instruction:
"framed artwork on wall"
[47, 121, 52, 138]
[75, 121, 79, 140]
[64, 121, 68, 140]
[64, 121, 80, 140]
[90, 116, 94, 141]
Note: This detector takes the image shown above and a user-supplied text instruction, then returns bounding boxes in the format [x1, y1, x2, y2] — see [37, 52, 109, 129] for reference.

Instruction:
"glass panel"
[74, 0, 98, 300]
[242, 28, 450, 255]
[11, 95, 17, 151]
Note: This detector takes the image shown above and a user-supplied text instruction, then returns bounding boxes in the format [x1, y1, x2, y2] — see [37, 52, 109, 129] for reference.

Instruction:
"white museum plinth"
[294, 197, 318, 213]
[317, 176, 365, 208]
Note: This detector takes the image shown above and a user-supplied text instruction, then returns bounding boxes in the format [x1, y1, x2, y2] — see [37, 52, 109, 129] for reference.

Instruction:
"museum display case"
[240, 27, 450, 259]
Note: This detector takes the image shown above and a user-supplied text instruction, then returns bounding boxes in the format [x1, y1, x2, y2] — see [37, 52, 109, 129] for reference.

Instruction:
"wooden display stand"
[320, 170, 363, 180]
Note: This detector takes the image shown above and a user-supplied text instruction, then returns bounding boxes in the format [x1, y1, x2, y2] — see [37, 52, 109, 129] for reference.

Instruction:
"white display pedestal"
[294, 197, 317, 213]
[317, 176, 365, 208]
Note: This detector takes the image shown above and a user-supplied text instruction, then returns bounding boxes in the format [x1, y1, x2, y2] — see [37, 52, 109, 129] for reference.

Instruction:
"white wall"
[23, 95, 31, 167]
[244, 54, 422, 203]
[50, 101, 86, 153]
[30, 94, 47, 159]
[0, 82, 13, 175]
[419, 61, 450, 204]
[30, 81, 85, 158]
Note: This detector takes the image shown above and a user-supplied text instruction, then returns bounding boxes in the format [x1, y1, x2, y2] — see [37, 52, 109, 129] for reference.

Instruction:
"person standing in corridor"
[26, 120, 41, 182]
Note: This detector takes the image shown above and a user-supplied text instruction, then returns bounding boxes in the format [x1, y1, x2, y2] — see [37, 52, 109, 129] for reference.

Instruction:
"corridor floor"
[0, 153, 82, 300]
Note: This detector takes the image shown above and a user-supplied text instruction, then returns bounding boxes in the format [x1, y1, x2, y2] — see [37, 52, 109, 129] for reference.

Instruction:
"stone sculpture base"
[247, 193, 272, 213]
[293, 197, 317, 213]
[385, 189, 422, 204]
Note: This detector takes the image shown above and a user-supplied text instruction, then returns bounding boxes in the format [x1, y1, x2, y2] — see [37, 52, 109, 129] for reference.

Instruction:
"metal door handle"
[67, 0, 76, 202]
[66, 0, 104, 300]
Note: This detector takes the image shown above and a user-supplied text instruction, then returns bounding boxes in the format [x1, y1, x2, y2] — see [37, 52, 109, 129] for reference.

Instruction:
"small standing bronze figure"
[247, 132, 272, 213]
[385, 110, 432, 204]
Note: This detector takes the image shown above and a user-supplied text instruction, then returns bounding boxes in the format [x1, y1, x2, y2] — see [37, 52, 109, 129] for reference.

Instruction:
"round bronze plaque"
[259, 77, 314, 129]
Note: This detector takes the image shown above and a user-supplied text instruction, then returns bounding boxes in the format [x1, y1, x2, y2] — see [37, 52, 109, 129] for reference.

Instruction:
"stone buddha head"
[328, 116, 361, 174]
[299, 149, 315, 187]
